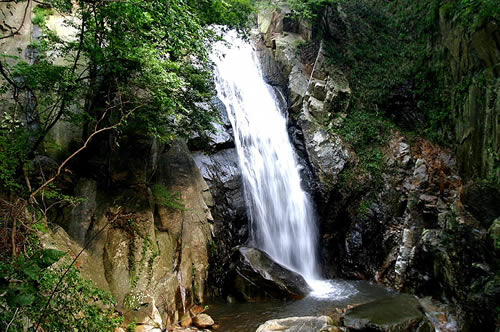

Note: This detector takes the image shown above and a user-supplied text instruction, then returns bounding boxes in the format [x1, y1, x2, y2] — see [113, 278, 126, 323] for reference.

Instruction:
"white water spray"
[211, 30, 341, 297]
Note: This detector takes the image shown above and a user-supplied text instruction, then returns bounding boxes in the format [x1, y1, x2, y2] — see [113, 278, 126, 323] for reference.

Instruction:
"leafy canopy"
[0, 0, 255, 194]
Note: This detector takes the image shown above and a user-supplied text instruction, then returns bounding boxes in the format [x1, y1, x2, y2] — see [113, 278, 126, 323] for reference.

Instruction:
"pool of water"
[206, 279, 398, 332]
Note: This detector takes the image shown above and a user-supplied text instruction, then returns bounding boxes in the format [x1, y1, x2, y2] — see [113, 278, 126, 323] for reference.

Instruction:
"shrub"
[0, 249, 122, 331]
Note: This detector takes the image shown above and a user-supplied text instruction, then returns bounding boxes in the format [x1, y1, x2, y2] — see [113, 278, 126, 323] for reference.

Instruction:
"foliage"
[441, 0, 500, 30]
[0, 249, 122, 331]
[334, 110, 391, 187]
[32, 6, 55, 26]
[127, 321, 138, 332]
[290, 0, 496, 152]
[0, 127, 31, 192]
[358, 196, 374, 221]
[309, 0, 458, 147]
[335, 110, 392, 151]
[322, 0, 414, 116]
[0, 0, 254, 329]
[288, 0, 336, 19]
[152, 184, 186, 210]
[193, 0, 255, 28]
[1, 0, 244, 195]
[112, 215, 159, 291]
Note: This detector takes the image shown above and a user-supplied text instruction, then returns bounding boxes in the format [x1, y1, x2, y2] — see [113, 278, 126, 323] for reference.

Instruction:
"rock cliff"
[256, 3, 498, 330]
[41, 138, 214, 329]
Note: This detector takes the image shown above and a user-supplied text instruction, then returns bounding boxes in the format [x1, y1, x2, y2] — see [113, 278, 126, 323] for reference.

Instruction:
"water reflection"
[207, 280, 398, 332]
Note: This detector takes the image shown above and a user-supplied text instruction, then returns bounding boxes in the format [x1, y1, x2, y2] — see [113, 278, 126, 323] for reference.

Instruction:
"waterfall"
[210, 30, 319, 281]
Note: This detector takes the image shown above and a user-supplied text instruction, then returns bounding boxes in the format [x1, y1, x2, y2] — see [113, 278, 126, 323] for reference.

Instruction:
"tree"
[0, 0, 231, 195]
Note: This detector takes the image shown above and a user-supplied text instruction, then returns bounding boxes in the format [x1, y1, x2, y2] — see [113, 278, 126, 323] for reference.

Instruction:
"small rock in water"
[192, 313, 215, 328]
[256, 316, 334, 332]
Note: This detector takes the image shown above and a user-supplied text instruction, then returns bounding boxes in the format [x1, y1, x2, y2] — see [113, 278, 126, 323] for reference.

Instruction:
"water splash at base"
[307, 279, 359, 299]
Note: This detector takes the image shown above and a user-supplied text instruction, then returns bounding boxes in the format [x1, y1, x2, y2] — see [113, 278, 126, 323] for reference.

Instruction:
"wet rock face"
[461, 182, 500, 227]
[42, 138, 214, 328]
[256, 316, 334, 332]
[230, 247, 311, 301]
[320, 135, 499, 330]
[298, 113, 350, 193]
[343, 294, 425, 332]
[383, 82, 424, 130]
[438, 15, 499, 182]
[193, 127, 248, 297]
[256, 41, 288, 88]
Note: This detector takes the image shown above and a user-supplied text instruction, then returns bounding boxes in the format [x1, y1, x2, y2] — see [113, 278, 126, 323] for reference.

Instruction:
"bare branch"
[30, 103, 142, 199]
[5, 307, 19, 332]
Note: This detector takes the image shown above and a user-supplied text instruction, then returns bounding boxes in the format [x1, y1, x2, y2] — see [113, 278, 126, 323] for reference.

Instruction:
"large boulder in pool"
[230, 246, 311, 301]
[343, 294, 425, 332]
[256, 316, 334, 332]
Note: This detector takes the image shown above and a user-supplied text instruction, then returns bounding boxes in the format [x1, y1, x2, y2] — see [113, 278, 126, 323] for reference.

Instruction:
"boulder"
[192, 313, 215, 329]
[343, 294, 424, 332]
[124, 296, 163, 331]
[256, 316, 334, 332]
[230, 247, 311, 301]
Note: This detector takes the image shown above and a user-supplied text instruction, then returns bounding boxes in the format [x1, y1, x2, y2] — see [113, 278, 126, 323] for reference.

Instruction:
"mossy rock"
[343, 294, 425, 332]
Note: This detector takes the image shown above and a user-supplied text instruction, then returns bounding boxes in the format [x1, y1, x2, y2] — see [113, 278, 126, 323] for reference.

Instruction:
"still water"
[207, 280, 397, 331]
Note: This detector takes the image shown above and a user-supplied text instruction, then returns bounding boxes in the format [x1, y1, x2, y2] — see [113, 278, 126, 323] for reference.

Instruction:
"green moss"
[442, 0, 500, 30]
[358, 197, 374, 221]
[123, 292, 141, 311]
[126, 321, 137, 332]
[333, 110, 392, 188]
[320, 0, 476, 146]
[152, 184, 186, 210]
[32, 6, 55, 26]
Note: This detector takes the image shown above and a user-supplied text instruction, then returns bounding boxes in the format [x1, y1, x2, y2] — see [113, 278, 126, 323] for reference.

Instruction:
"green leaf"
[6, 284, 36, 307]
[38, 249, 66, 268]
[23, 262, 42, 279]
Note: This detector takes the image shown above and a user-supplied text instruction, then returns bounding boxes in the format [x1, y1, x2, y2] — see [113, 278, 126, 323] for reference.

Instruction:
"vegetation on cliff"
[290, 0, 498, 184]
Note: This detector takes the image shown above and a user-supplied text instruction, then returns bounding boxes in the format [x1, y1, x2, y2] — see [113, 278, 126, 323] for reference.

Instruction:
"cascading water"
[210, 30, 325, 286]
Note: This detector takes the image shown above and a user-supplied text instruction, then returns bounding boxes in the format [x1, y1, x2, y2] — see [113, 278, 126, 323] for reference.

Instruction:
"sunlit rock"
[256, 316, 334, 332]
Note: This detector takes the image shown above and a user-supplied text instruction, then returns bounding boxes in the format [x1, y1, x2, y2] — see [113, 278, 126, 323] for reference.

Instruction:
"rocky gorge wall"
[255, 3, 499, 330]
[39, 136, 215, 330]
[440, 13, 499, 182]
